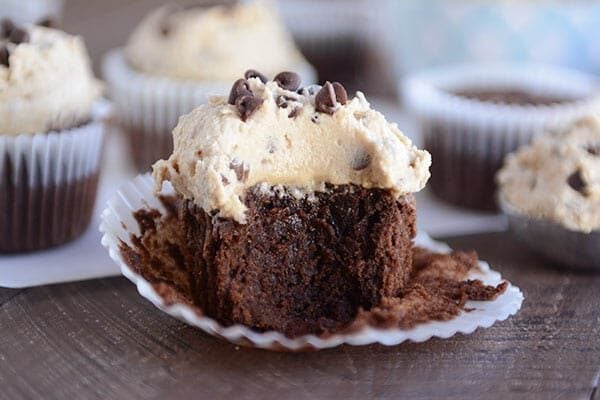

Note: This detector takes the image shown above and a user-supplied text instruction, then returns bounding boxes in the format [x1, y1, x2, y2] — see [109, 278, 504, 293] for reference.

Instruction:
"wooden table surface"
[1, 232, 598, 400]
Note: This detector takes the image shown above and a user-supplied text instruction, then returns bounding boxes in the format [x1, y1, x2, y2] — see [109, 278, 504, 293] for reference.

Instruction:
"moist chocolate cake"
[118, 71, 505, 337]
[120, 194, 507, 337]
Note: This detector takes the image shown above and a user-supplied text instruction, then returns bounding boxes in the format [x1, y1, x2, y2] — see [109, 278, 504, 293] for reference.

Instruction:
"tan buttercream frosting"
[0, 25, 102, 135]
[498, 116, 600, 233]
[125, 2, 307, 82]
[153, 75, 432, 223]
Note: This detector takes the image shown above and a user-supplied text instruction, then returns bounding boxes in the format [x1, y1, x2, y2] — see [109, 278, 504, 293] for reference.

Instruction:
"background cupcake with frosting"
[103, 1, 316, 172]
[0, 21, 106, 253]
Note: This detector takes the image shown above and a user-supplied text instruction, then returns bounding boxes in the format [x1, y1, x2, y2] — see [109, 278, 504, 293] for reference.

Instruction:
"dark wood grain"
[1, 232, 598, 400]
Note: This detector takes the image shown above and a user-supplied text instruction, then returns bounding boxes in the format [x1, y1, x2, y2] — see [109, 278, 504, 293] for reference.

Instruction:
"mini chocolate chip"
[159, 20, 171, 36]
[332, 82, 348, 105]
[221, 174, 230, 185]
[229, 160, 249, 182]
[9, 27, 29, 44]
[315, 82, 337, 114]
[311, 114, 320, 124]
[586, 145, 599, 156]
[1, 18, 15, 38]
[288, 107, 301, 119]
[235, 95, 263, 122]
[274, 71, 301, 91]
[276, 95, 288, 109]
[567, 169, 587, 194]
[352, 151, 371, 171]
[244, 69, 267, 83]
[37, 17, 58, 28]
[228, 78, 252, 105]
[0, 46, 9, 67]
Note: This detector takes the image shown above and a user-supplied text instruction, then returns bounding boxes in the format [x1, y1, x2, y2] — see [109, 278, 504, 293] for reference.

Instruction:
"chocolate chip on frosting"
[9, 27, 30, 44]
[229, 159, 250, 182]
[235, 95, 263, 122]
[244, 69, 267, 83]
[351, 151, 371, 171]
[0, 46, 9, 67]
[274, 71, 301, 92]
[586, 145, 599, 156]
[228, 78, 252, 105]
[37, 17, 59, 29]
[567, 169, 587, 195]
[315, 82, 348, 114]
[1, 18, 15, 38]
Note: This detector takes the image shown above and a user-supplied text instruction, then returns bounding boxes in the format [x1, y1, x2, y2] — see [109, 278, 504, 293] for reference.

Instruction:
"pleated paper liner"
[0, 103, 108, 253]
[102, 49, 317, 171]
[100, 174, 523, 351]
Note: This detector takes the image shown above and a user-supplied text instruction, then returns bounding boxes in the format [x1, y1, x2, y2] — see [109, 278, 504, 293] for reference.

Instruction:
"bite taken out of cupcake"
[0, 20, 106, 253]
[113, 71, 511, 339]
[103, 1, 315, 172]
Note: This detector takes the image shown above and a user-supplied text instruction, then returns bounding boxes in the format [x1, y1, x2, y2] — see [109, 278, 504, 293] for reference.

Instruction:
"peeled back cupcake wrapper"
[0, 103, 107, 253]
[99, 174, 524, 351]
[102, 49, 317, 171]
[403, 64, 600, 209]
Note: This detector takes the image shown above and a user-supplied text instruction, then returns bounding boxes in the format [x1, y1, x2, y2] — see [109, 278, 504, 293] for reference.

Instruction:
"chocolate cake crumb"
[119, 187, 506, 338]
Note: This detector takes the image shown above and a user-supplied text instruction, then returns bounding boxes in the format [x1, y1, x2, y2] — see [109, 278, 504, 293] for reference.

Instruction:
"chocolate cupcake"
[108, 72, 510, 340]
[404, 64, 600, 210]
[498, 116, 600, 270]
[0, 22, 105, 253]
[102, 2, 316, 172]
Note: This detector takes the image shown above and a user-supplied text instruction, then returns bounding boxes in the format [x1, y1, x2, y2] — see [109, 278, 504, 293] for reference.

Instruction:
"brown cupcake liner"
[102, 49, 317, 172]
[0, 111, 106, 253]
[404, 64, 600, 210]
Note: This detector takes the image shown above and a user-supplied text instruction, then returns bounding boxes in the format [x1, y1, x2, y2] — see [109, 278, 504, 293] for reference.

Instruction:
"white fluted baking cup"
[402, 64, 600, 209]
[100, 175, 523, 351]
[0, 102, 108, 253]
[102, 49, 317, 171]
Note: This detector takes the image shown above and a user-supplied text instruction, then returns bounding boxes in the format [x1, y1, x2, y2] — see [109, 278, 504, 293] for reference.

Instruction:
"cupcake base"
[118, 183, 508, 339]
[0, 171, 100, 253]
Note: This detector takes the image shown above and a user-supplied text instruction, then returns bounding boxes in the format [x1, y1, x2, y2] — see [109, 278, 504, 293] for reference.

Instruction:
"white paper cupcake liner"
[0, 102, 109, 253]
[102, 49, 317, 171]
[403, 64, 600, 210]
[100, 174, 523, 351]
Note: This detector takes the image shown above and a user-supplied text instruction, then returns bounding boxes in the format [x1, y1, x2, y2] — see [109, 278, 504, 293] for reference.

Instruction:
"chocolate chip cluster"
[0, 19, 30, 67]
[228, 69, 349, 122]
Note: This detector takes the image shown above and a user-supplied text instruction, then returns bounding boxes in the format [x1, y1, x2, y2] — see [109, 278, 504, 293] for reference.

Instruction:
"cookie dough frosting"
[498, 116, 600, 233]
[125, 2, 307, 82]
[0, 23, 102, 135]
[154, 72, 432, 223]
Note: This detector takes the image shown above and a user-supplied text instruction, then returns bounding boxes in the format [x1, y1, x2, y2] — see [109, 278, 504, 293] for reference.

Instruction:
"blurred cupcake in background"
[404, 64, 600, 210]
[103, 1, 316, 172]
[0, 0, 64, 26]
[278, 0, 390, 96]
[497, 116, 600, 270]
[0, 22, 106, 253]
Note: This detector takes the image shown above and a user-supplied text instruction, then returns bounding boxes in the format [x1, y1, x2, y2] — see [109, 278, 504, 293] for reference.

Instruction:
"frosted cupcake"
[112, 73, 508, 339]
[103, 1, 315, 171]
[498, 116, 600, 269]
[404, 64, 600, 210]
[0, 22, 105, 253]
